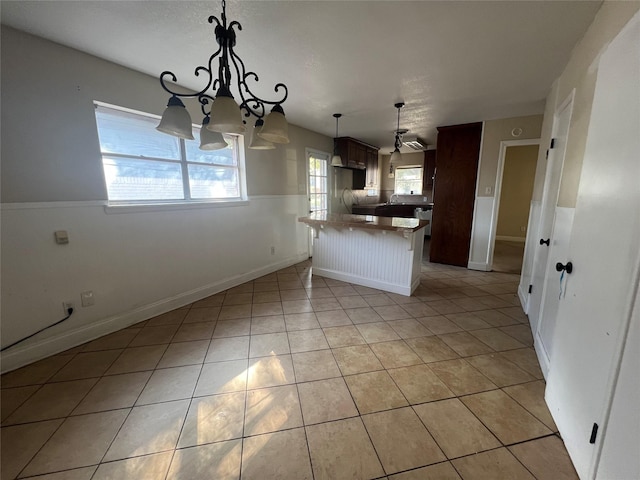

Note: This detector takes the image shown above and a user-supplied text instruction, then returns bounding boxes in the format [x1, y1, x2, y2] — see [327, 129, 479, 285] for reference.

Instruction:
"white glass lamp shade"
[249, 119, 276, 150]
[331, 154, 343, 166]
[200, 117, 228, 150]
[390, 148, 402, 165]
[258, 105, 289, 144]
[156, 96, 194, 140]
[207, 88, 246, 134]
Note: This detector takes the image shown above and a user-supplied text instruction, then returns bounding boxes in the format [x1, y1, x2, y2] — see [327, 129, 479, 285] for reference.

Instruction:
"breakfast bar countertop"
[298, 212, 428, 233]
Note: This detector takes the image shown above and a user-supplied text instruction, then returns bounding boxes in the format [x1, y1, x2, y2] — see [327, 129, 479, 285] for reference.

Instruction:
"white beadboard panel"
[467, 196, 494, 270]
[311, 226, 424, 296]
[1, 195, 309, 372]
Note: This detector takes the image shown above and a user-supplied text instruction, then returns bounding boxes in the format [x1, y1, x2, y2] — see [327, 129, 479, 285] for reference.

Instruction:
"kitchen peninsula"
[298, 213, 428, 296]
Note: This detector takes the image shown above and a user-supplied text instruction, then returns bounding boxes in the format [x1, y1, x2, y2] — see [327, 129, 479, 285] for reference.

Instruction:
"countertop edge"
[298, 214, 428, 233]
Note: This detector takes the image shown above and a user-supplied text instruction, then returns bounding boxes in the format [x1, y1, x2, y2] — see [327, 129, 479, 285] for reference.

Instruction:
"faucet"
[389, 193, 399, 205]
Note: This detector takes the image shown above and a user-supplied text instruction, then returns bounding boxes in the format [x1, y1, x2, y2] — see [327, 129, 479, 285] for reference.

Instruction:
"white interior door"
[527, 93, 573, 340]
[536, 205, 574, 374]
[545, 13, 640, 479]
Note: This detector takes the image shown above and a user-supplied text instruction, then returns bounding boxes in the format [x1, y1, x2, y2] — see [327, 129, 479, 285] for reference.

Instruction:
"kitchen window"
[394, 166, 423, 194]
[94, 102, 246, 204]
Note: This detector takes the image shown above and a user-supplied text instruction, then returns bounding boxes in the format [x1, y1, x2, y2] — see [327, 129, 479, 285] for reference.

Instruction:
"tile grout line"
[284, 310, 317, 480]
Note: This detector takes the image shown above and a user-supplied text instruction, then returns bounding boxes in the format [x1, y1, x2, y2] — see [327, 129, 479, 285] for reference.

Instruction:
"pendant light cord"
[333, 113, 342, 156]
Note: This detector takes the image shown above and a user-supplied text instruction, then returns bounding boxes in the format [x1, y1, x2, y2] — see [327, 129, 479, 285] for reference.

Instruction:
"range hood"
[402, 136, 429, 151]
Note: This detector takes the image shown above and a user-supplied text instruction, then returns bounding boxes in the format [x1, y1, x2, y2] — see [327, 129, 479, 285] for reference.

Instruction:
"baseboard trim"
[312, 267, 416, 297]
[518, 284, 530, 314]
[467, 261, 491, 271]
[1, 253, 308, 373]
[533, 334, 550, 381]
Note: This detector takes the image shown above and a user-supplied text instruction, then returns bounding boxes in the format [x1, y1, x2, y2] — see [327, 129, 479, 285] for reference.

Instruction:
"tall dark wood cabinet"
[422, 149, 436, 196]
[429, 123, 483, 267]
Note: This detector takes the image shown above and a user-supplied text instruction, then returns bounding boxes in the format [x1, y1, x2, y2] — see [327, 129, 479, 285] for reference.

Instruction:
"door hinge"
[528, 284, 533, 294]
[550, 138, 556, 149]
[589, 423, 599, 444]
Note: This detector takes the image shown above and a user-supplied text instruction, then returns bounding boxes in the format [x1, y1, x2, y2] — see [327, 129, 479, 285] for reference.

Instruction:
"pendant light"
[331, 113, 343, 167]
[390, 102, 405, 166]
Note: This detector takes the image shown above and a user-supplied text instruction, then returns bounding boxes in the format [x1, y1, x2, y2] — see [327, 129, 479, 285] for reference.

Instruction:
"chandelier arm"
[198, 94, 216, 117]
[228, 46, 288, 120]
[208, 14, 222, 29]
[159, 40, 223, 100]
[229, 51, 264, 118]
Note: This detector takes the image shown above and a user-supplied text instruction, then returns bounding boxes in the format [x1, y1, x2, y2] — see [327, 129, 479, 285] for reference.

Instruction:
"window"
[308, 150, 328, 214]
[394, 166, 423, 194]
[94, 103, 245, 203]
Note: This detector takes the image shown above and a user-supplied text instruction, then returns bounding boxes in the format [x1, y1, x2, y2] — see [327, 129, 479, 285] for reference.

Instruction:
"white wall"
[597, 284, 640, 479]
[518, 3, 640, 476]
[0, 27, 332, 371]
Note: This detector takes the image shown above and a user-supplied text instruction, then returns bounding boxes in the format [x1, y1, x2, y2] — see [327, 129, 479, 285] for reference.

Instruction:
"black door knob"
[555, 262, 573, 274]
[540, 238, 550, 246]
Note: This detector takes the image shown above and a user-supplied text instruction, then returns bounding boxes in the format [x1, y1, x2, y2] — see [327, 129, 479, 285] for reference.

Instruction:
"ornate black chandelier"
[156, 0, 289, 150]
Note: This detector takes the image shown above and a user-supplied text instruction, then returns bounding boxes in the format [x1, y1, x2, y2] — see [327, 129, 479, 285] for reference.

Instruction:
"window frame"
[393, 165, 424, 195]
[94, 101, 248, 210]
[307, 149, 329, 215]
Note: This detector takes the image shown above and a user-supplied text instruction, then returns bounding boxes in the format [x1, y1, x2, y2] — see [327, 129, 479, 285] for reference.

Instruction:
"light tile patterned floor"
[1, 260, 579, 479]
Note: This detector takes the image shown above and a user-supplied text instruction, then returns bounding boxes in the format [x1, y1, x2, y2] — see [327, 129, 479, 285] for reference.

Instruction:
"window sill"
[103, 199, 250, 214]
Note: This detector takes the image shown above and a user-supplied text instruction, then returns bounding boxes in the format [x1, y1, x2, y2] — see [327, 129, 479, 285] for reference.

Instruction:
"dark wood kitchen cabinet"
[365, 149, 379, 187]
[429, 122, 483, 267]
[423, 149, 436, 191]
[334, 137, 378, 171]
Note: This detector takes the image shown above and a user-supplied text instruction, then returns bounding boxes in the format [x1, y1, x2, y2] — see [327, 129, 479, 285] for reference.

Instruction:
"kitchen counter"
[298, 213, 427, 296]
[298, 212, 428, 233]
[351, 203, 433, 218]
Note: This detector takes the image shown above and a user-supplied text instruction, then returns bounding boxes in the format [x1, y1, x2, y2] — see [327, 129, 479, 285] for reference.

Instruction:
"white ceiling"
[1, 0, 602, 152]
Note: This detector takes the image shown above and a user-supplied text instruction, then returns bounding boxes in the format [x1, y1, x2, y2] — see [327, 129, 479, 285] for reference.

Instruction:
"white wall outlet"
[485, 187, 492, 195]
[54, 230, 69, 244]
[270, 246, 275, 255]
[80, 290, 95, 307]
[520, 226, 527, 232]
[62, 301, 75, 315]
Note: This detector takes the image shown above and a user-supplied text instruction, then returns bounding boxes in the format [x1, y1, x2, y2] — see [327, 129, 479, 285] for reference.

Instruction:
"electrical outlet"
[270, 246, 275, 255]
[485, 187, 492, 195]
[62, 301, 75, 315]
[520, 226, 527, 232]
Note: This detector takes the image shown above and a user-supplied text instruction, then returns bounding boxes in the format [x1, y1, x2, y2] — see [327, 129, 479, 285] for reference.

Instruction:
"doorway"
[306, 149, 330, 257]
[489, 141, 539, 274]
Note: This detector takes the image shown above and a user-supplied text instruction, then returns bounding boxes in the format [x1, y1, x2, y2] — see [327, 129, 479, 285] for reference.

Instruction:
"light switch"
[54, 230, 69, 245]
[485, 187, 492, 195]
[81, 290, 95, 307]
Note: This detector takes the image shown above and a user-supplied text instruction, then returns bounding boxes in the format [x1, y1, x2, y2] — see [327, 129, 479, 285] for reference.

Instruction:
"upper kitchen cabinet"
[334, 137, 378, 171]
[365, 149, 379, 187]
[429, 123, 483, 267]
